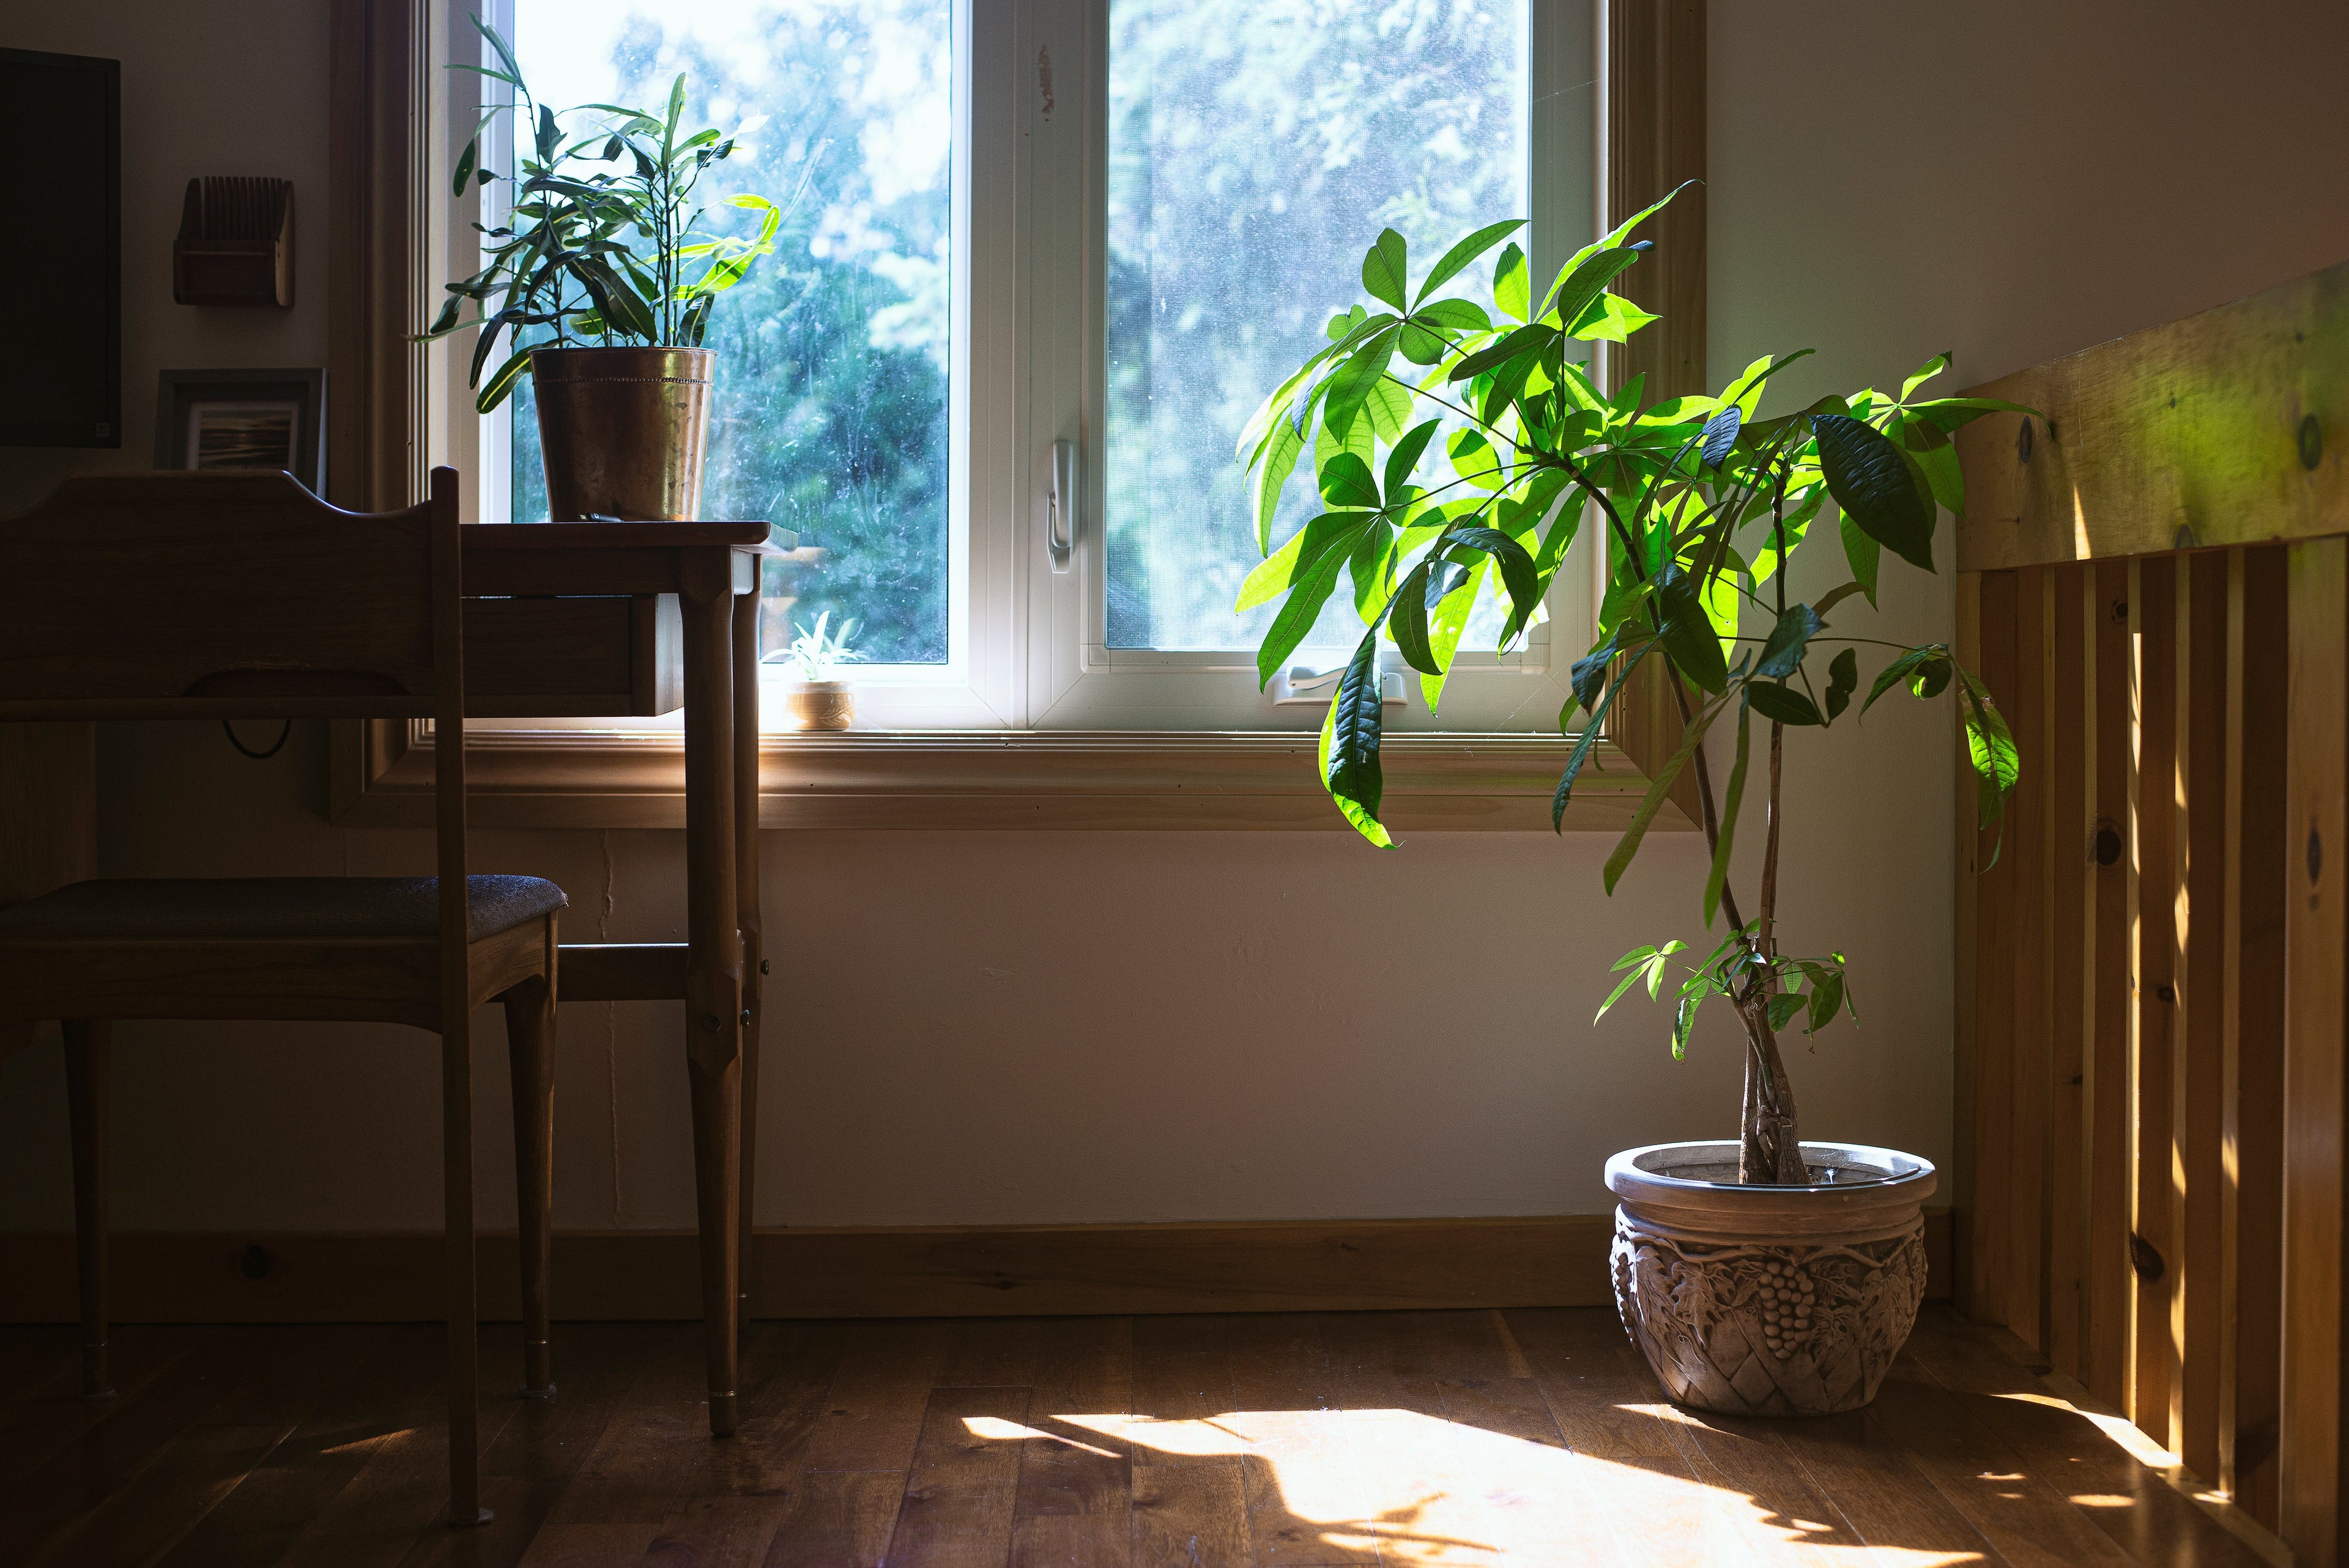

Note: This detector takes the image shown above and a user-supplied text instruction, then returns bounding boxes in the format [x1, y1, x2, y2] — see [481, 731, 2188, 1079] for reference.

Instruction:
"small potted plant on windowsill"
[1234, 193, 2029, 1416]
[420, 18, 785, 522]
[781, 611, 862, 730]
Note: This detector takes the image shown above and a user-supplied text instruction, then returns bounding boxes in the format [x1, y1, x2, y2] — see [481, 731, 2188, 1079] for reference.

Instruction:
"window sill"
[331, 723, 1685, 833]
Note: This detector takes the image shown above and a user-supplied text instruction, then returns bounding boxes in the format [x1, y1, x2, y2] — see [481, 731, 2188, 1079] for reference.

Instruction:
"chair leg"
[442, 1017, 489, 1528]
[62, 1020, 112, 1400]
[502, 975, 555, 1399]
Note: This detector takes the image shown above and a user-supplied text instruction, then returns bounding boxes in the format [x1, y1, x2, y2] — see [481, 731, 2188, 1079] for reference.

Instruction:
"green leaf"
[1825, 647, 1859, 722]
[1754, 604, 1824, 679]
[1238, 511, 1371, 613]
[1839, 512, 1881, 607]
[1321, 631, 1392, 846]
[1390, 562, 1440, 675]
[1746, 682, 1824, 727]
[1861, 645, 1951, 715]
[1253, 518, 1371, 685]
[1493, 242, 1530, 322]
[452, 138, 478, 198]
[1448, 324, 1555, 385]
[1416, 219, 1524, 307]
[1672, 994, 1699, 1060]
[1767, 992, 1808, 1031]
[1956, 665, 2019, 829]
[1806, 970, 1846, 1035]
[1348, 516, 1398, 622]
[1814, 579, 1871, 618]
[1384, 418, 1442, 496]
[1698, 404, 1742, 469]
[1704, 701, 1751, 928]
[1418, 557, 1485, 711]
[1417, 298, 1491, 334]
[1553, 644, 1649, 830]
[1901, 352, 1951, 402]
[473, 346, 533, 414]
[1813, 412, 1937, 573]
[1446, 427, 1506, 491]
[1322, 325, 1400, 440]
[1604, 694, 1725, 894]
[1653, 565, 1729, 694]
[1318, 451, 1380, 510]
[1325, 303, 1368, 342]
[1539, 243, 1648, 330]
[1565, 292, 1659, 344]
[1445, 526, 1540, 631]
[1361, 228, 1409, 311]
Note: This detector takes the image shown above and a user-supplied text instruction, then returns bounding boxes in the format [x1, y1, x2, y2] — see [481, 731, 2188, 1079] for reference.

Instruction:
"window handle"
[1047, 438, 1077, 574]
[1270, 664, 1407, 706]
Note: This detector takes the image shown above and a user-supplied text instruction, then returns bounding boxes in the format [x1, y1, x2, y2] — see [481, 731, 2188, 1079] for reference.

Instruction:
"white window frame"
[456, 0, 1599, 736]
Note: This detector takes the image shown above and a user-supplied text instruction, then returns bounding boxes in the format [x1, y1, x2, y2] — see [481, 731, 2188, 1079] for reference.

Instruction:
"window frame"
[325, 0, 1704, 831]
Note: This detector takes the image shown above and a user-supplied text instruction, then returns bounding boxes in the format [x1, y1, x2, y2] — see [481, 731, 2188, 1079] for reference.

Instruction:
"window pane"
[510, 0, 954, 664]
[1104, 0, 1526, 653]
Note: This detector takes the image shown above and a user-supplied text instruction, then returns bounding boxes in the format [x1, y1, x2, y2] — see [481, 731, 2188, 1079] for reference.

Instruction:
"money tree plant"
[1234, 191, 2026, 1184]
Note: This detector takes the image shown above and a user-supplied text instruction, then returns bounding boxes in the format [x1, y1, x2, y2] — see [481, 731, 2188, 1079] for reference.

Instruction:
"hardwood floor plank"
[1899, 1310, 2271, 1567]
[1503, 1309, 1756, 1566]
[761, 1470, 905, 1568]
[1756, 1406, 2008, 1566]
[542, 1326, 733, 1527]
[1012, 1510, 1132, 1568]
[0, 1323, 214, 1497]
[798, 1319, 955, 1474]
[1229, 1313, 1372, 1568]
[1132, 1463, 1251, 1568]
[1129, 1314, 1239, 1473]
[640, 1495, 789, 1567]
[1329, 1312, 1506, 1565]
[1861, 1351, 2135, 1567]
[1644, 1401, 1875, 1566]
[154, 1326, 449, 1568]
[516, 1521, 663, 1568]
[0, 1325, 75, 1406]
[940, 1316, 1044, 1388]
[1436, 1377, 1625, 1567]
[885, 1384, 1031, 1567]
[393, 1476, 568, 1568]
[486, 1323, 655, 1485]
[24, 1421, 292, 1568]
[1017, 1318, 1134, 1534]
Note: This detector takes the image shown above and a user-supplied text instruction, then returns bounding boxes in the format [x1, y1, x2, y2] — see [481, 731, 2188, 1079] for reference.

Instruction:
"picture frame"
[154, 367, 326, 494]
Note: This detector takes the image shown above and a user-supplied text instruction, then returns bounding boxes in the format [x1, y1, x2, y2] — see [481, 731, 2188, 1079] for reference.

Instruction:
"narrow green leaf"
[1416, 218, 1524, 307]
[1253, 522, 1367, 686]
[1704, 700, 1751, 928]
[473, 346, 533, 414]
[1321, 631, 1393, 847]
[1553, 645, 1649, 830]
[1237, 511, 1371, 614]
[1493, 242, 1530, 323]
[452, 139, 478, 198]
[1839, 513, 1880, 607]
[1603, 694, 1725, 893]
[1746, 682, 1824, 726]
[1384, 418, 1442, 496]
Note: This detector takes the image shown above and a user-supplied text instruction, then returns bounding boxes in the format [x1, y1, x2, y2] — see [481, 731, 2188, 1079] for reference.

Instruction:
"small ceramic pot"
[786, 681, 855, 730]
[1605, 1140, 1935, 1416]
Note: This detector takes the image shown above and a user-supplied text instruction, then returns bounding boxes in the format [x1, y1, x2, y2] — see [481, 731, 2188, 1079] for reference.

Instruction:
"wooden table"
[464, 521, 784, 1438]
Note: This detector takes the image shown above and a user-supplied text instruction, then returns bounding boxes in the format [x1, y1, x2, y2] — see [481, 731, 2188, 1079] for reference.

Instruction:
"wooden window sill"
[330, 723, 1686, 833]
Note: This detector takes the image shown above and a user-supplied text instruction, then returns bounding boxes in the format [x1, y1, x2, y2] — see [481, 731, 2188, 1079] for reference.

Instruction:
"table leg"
[680, 561, 743, 1438]
[733, 586, 765, 1331]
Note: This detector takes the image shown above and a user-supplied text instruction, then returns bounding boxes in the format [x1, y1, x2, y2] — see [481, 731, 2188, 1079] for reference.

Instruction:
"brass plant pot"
[530, 346, 713, 521]
[786, 681, 856, 731]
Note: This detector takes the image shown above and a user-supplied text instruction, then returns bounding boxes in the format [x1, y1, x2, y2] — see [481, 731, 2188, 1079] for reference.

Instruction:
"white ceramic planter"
[1605, 1140, 1936, 1416]
[786, 681, 855, 730]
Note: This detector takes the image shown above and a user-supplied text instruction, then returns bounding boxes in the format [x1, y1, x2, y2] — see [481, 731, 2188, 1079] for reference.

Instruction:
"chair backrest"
[0, 467, 473, 1006]
[0, 469, 455, 721]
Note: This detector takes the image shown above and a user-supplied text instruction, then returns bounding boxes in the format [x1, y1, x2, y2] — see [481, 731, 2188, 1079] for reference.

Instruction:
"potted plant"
[421, 18, 783, 521]
[1234, 193, 2027, 1416]
[781, 611, 863, 730]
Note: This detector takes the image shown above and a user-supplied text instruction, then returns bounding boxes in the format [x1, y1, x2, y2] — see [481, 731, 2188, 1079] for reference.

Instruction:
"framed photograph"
[155, 367, 325, 494]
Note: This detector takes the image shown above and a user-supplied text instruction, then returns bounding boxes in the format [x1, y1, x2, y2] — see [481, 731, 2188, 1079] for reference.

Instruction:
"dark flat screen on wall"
[1, 48, 120, 448]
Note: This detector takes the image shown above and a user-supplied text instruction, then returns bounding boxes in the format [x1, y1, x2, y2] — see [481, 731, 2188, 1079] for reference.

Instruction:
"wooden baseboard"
[0, 1211, 1952, 1323]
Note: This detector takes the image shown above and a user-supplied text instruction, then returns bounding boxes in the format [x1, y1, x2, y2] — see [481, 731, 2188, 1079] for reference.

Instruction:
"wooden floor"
[0, 1304, 2268, 1567]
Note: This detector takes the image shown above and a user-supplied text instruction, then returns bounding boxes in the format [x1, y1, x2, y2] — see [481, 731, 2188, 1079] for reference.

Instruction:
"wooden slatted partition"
[1953, 258, 2349, 1560]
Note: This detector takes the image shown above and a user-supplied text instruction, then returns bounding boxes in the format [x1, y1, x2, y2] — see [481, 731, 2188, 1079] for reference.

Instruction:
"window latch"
[1046, 439, 1077, 574]
[1269, 664, 1407, 706]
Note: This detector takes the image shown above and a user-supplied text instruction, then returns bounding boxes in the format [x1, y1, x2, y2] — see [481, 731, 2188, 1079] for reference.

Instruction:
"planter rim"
[1606, 1139, 1936, 1220]
[785, 679, 855, 693]
[530, 345, 714, 385]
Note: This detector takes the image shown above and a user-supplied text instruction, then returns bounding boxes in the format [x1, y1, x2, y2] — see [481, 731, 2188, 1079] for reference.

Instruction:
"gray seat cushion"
[0, 877, 568, 945]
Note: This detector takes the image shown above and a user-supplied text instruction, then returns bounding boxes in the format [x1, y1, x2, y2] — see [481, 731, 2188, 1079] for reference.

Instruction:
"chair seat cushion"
[0, 877, 567, 945]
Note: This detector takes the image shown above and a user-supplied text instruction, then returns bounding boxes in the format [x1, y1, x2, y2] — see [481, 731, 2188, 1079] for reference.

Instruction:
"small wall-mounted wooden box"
[173, 177, 293, 307]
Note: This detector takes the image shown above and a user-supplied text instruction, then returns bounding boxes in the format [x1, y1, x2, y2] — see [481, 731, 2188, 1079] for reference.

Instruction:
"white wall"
[4, 0, 2346, 1235]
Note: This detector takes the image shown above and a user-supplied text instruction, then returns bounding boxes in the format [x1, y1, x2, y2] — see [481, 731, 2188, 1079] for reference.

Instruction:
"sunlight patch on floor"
[968, 1410, 1987, 1565]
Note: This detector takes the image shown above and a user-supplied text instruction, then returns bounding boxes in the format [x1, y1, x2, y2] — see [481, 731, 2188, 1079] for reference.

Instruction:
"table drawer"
[463, 595, 681, 717]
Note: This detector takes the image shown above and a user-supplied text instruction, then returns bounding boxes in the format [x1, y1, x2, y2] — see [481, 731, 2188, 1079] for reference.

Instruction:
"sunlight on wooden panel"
[970, 1410, 1988, 1565]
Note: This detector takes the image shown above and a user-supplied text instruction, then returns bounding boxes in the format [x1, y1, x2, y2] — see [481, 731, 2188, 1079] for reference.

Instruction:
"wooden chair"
[0, 466, 560, 1528]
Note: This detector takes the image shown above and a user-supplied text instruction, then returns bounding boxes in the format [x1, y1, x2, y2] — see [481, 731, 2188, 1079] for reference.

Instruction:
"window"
[465, 0, 1595, 734]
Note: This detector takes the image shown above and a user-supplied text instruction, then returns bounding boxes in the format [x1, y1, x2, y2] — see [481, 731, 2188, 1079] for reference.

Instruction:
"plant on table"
[418, 17, 792, 412]
[1234, 189, 2028, 1184]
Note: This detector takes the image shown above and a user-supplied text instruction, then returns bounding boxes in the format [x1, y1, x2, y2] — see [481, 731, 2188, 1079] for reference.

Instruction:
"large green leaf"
[1255, 533, 1360, 690]
[1361, 228, 1409, 311]
[1318, 451, 1380, 510]
[1416, 219, 1524, 307]
[1390, 561, 1441, 675]
[1417, 557, 1486, 711]
[1839, 511, 1881, 607]
[1493, 242, 1530, 322]
[1250, 409, 1305, 554]
[1448, 324, 1554, 385]
[1812, 412, 1937, 572]
[1754, 604, 1824, 679]
[1540, 245, 1647, 332]
[1236, 511, 1371, 613]
[1653, 565, 1729, 694]
[1746, 682, 1824, 727]
[1565, 291, 1659, 344]
[1384, 418, 1442, 496]
[1321, 630, 1392, 847]
[1321, 325, 1400, 440]
[1446, 526, 1540, 631]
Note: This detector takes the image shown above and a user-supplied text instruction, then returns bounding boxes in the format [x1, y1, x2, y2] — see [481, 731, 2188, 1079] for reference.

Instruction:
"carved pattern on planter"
[1609, 1209, 1928, 1416]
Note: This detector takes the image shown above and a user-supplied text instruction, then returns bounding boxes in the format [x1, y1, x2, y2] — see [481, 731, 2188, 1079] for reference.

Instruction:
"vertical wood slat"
[2228, 544, 2290, 1528]
[2282, 536, 2348, 1566]
[2131, 554, 2179, 1441]
[1954, 571, 1983, 1314]
[2049, 563, 2089, 1381]
[1969, 571, 2021, 1326]
[2008, 567, 2054, 1349]
[2087, 559, 2134, 1411]
[2175, 551, 2228, 1477]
